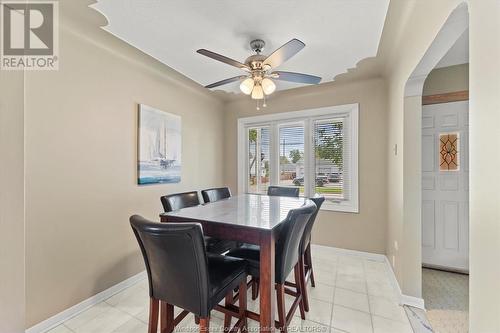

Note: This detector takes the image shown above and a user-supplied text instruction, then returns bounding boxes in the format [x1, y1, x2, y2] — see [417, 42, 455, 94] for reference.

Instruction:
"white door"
[422, 101, 469, 272]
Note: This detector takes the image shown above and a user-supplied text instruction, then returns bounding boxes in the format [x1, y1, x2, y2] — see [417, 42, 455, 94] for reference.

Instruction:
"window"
[238, 104, 359, 212]
[247, 127, 271, 194]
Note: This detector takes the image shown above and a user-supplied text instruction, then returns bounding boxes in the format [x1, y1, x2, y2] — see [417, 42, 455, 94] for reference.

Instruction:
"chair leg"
[160, 301, 174, 333]
[239, 279, 248, 333]
[199, 317, 210, 333]
[294, 264, 306, 320]
[252, 278, 260, 300]
[224, 294, 232, 332]
[276, 284, 287, 333]
[298, 256, 310, 312]
[305, 243, 315, 288]
[148, 298, 159, 333]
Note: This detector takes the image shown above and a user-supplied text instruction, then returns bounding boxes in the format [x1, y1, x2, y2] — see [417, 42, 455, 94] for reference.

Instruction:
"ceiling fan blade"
[263, 39, 305, 69]
[272, 71, 321, 84]
[205, 75, 247, 89]
[197, 49, 250, 72]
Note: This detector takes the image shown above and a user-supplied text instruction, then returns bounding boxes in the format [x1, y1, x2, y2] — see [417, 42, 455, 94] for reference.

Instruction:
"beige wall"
[468, 0, 500, 331]
[0, 70, 25, 332]
[385, 0, 500, 330]
[224, 78, 388, 254]
[18, 1, 500, 331]
[423, 63, 469, 96]
[384, 0, 464, 298]
[24, 19, 225, 326]
[401, 95, 422, 298]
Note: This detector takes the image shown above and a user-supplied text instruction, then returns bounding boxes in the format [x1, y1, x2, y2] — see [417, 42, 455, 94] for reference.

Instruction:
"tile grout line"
[100, 278, 155, 326]
[51, 253, 408, 333]
[363, 259, 375, 333]
[301, 254, 337, 329]
[368, 260, 417, 331]
[101, 292, 147, 325]
[329, 255, 338, 332]
[62, 324, 75, 333]
[76, 281, 147, 332]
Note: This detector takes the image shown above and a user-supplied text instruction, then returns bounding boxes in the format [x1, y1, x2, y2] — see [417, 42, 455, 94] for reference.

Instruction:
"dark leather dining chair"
[160, 191, 200, 212]
[295, 196, 325, 312]
[201, 187, 231, 203]
[267, 186, 300, 197]
[160, 191, 238, 254]
[130, 215, 248, 333]
[226, 201, 317, 332]
[235, 196, 326, 313]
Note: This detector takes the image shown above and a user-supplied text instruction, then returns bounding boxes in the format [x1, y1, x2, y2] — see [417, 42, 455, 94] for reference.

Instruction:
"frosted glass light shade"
[251, 84, 264, 100]
[261, 78, 276, 95]
[240, 78, 254, 95]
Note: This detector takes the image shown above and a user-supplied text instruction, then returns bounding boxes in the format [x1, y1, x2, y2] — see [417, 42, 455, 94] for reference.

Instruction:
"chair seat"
[207, 253, 247, 307]
[226, 244, 268, 280]
[205, 236, 239, 254]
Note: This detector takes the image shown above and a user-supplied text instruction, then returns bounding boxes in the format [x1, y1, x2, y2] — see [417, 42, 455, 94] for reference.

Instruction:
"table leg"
[259, 231, 275, 333]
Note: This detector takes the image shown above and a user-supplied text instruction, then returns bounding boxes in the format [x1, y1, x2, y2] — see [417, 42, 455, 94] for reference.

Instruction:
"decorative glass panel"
[439, 133, 459, 171]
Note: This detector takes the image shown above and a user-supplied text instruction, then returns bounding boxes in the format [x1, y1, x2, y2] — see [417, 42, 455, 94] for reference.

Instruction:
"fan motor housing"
[245, 54, 267, 70]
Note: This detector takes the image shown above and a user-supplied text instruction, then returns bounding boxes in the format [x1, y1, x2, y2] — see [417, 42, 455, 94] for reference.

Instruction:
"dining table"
[160, 193, 313, 333]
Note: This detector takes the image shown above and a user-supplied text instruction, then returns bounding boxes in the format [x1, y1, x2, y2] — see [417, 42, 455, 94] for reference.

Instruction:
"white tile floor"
[47, 245, 413, 333]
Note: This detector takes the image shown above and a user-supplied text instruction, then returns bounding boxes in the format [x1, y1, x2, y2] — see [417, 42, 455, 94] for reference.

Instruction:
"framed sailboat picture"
[138, 104, 181, 185]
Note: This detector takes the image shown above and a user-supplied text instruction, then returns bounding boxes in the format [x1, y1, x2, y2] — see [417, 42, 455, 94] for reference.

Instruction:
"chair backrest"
[299, 196, 325, 255]
[267, 186, 300, 197]
[161, 191, 200, 212]
[130, 215, 211, 317]
[275, 201, 317, 283]
[201, 187, 231, 203]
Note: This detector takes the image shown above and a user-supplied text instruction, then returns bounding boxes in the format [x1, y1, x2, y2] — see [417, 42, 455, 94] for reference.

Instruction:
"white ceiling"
[436, 28, 469, 68]
[91, 0, 389, 95]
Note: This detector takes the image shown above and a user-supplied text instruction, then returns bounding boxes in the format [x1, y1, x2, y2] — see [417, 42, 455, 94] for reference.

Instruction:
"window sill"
[320, 201, 359, 213]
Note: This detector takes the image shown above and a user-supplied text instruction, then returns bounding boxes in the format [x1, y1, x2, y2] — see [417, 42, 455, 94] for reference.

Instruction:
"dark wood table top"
[160, 193, 312, 231]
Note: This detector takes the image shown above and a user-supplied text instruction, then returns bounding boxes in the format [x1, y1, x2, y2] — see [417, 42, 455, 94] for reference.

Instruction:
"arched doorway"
[402, 3, 469, 332]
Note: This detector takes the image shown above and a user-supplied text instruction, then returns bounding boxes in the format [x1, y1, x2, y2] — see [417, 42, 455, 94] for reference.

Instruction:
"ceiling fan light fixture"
[261, 78, 276, 95]
[199, 38, 320, 107]
[240, 77, 254, 95]
[251, 83, 264, 100]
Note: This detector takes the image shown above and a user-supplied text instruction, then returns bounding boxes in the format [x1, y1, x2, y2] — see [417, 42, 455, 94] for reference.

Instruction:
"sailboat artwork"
[138, 104, 181, 185]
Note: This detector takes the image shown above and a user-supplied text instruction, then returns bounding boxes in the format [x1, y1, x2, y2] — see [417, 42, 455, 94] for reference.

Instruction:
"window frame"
[237, 103, 359, 213]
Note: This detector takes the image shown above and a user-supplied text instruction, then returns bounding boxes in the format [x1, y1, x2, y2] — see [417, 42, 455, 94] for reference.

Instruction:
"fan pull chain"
[256, 99, 260, 111]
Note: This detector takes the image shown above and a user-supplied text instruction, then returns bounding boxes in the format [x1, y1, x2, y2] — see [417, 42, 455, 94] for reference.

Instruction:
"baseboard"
[401, 294, 425, 309]
[383, 256, 426, 310]
[25, 270, 147, 333]
[312, 244, 425, 308]
[422, 263, 469, 275]
[26, 245, 424, 332]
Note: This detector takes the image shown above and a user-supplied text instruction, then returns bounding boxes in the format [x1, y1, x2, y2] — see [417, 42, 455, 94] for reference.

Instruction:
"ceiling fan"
[197, 39, 321, 109]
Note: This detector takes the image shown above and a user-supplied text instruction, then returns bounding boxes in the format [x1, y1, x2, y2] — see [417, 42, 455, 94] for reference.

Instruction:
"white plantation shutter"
[247, 127, 271, 194]
[279, 125, 305, 190]
[313, 117, 351, 204]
